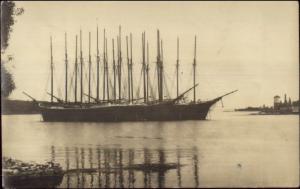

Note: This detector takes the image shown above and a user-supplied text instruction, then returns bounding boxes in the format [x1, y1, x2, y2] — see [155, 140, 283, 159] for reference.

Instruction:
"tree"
[1, 1, 24, 98]
[1, 63, 15, 97]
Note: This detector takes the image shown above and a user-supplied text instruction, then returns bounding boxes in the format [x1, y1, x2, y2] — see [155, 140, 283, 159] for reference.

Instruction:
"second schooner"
[39, 26, 237, 122]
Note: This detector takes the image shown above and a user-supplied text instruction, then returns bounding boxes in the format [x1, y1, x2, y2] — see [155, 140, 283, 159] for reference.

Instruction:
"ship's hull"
[40, 100, 217, 122]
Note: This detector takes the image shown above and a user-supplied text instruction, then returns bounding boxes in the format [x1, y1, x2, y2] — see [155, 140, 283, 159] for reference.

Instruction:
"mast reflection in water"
[52, 145, 200, 188]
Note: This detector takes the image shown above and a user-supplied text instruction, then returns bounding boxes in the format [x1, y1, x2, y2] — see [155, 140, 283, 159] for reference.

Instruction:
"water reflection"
[65, 147, 70, 188]
[3, 114, 298, 188]
[104, 148, 110, 188]
[88, 148, 94, 188]
[128, 149, 135, 188]
[80, 148, 85, 188]
[75, 147, 79, 187]
[51, 145, 55, 162]
[176, 148, 182, 188]
[119, 149, 124, 188]
[193, 147, 199, 188]
[143, 148, 151, 188]
[158, 149, 166, 188]
[97, 147, 102, 188]
[46, 145, 201, 188]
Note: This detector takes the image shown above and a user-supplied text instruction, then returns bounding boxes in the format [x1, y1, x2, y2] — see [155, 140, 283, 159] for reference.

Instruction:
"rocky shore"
[2, 157, 64, 188]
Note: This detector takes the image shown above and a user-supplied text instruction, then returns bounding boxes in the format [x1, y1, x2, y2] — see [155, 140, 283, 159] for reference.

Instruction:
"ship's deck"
[39, 100, 210, 110]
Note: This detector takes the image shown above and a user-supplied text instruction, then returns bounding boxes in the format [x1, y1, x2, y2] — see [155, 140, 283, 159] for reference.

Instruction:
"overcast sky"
[6, 1, 299, 108]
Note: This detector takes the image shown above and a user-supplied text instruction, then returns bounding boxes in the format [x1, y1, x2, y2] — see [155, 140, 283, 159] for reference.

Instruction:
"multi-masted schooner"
[39, 26, 237, 122]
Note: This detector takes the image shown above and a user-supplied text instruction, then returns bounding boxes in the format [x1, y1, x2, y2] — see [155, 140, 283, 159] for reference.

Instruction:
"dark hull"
[40, 100, 217, 122]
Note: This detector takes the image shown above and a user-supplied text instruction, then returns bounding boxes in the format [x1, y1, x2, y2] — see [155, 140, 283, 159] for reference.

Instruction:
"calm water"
[2, 110, 299, 188]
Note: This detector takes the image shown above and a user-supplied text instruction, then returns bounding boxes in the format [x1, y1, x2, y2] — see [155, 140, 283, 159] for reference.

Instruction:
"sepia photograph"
[1, 1, 299, 188]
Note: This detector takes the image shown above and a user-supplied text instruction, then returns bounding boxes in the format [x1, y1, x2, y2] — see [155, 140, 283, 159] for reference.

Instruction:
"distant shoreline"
[235, 107, 261, 112]
[249, 112, 299, 116]
[1, 99, 40, 115]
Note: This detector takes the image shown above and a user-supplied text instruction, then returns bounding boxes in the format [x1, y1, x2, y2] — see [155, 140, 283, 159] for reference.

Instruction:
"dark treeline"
[1, 1, 24, 98]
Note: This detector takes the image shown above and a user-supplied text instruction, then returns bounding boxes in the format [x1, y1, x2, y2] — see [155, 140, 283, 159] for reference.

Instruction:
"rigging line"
[110, 69, 117, 100]
[107, 66, 114, 96]
[90, 64, 97, 97]
[84, 73, 89, 90]
[164, 70, 173, 95]
[65, 65, 73, 95]
[121, 76, 128, 99]
[185, 65, 194, 99]
[108, 76, 114, 98]
[153, 64, 158, 98]
[163, 76, 170, 98]
[99, 65, 105, 100]
[43, 72, 50, 100]
[72, 63, 78, 93]
[148, 75, 156, 100]
[91, 59, 96, 86]
[135, 68, 143, 99]
[68, 69, 75, 98]
[57, 88, 62, 100]
[169, 68, 177, 97]
[178, 66, 182, 95]
[121, 58, 128, 93]
[55, 66, 64, 99]
[81, 66, 89, 102]
[170, 69, 176, 95]
[130, 62, 134, 99]
[83, 58, 89, 74]
[120, 55, 128, 98]
[162, 73, 170, 99]
[91, 56, 97, 95]
[83, 61, 89, 87]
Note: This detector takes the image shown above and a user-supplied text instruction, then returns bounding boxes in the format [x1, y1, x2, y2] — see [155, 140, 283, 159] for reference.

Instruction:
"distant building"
[272, 94, 298, 114]
[292, 100, 299, 113]
[273, 95, 281, 110]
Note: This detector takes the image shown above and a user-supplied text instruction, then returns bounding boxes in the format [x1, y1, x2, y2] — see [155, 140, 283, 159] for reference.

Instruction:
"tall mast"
[105, 38, 109, 101]
[160, 40, 164, 101]
[142, 32, 146, 103]
[80, 30, 83, 103]
[126, 36, 131, 102]
[112, 38, 116, 101]
[118, 25, 122, 101]
[65, 33, 68, 103]
[146, 41, 149, 103]
[50, 36, 53, 103]
[176, 37, 179, 98]
[157, 30, 161, 102]
[193, 36, 197, 103]
[88, 32, 91, 103]
[74, 35, 78, 103]
[96, 26, 100, 101]
[130, 33, 133, 102]
[103, 29, 106, 100]
[117, 36, 120, 101]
